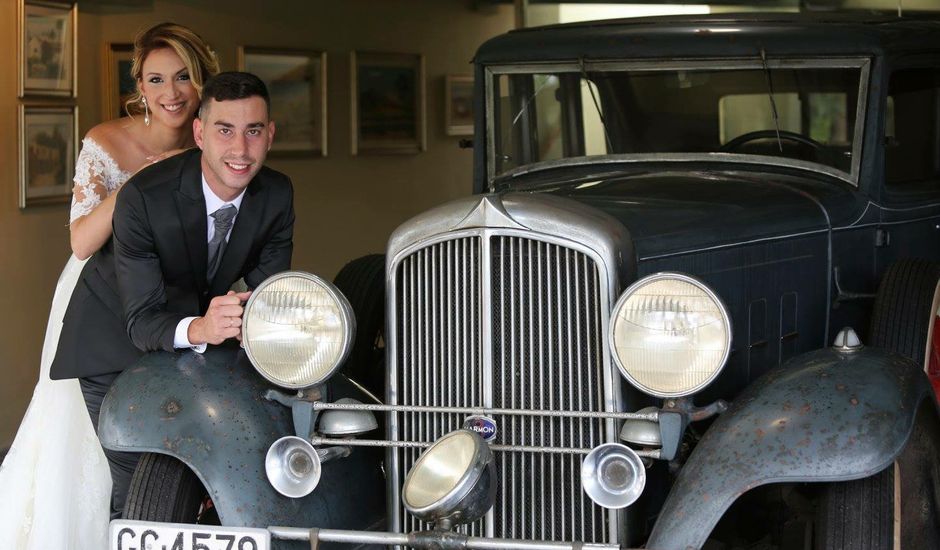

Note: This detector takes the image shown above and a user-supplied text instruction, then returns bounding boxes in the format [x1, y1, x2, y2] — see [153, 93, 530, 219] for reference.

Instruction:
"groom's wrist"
[181, 316, 206, 346]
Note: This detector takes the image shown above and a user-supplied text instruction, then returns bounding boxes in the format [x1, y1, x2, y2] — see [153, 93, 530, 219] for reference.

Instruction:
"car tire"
[333, 254, 386, 399]
[813, 260, 940, 550]
[123, 452, 207, 523]
[869, 259, 940, 370]
[815, 465, 896, 550]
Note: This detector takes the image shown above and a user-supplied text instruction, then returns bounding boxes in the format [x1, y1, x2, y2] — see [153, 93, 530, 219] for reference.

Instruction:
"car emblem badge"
[463, 415, 498, 442]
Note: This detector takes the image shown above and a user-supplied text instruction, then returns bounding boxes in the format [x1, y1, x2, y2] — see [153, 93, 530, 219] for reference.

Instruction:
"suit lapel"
[209, 178, 266, 296]
[173, 151, 209, 295]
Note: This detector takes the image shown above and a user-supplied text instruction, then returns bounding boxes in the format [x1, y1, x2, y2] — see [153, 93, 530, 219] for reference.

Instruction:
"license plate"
[110, 519, 271, 550]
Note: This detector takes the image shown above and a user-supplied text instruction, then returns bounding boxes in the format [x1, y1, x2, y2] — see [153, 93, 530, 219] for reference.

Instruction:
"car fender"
[647, 346, 935, 550]
[98, 348, 385, 530]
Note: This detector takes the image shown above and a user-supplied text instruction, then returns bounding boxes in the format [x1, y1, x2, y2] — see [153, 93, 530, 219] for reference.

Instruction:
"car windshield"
[489, 60, 865, 183]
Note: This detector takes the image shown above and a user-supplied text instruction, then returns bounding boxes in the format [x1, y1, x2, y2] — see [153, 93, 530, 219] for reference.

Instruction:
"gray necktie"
[207, 204, 237, 282]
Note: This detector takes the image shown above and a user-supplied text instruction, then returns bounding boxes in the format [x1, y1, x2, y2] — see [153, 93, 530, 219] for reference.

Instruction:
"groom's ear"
[193, 117, 204, 149]
[266, 120, 276, 151]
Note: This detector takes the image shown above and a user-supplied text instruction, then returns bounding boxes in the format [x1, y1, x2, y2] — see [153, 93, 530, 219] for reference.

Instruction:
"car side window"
[885, 67, 940, 190]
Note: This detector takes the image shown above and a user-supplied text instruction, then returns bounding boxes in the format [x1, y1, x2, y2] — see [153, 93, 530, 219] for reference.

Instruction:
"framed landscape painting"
[445, 75, 474, 136]
[238, 47, 327, 157]
[351, 51, 426, 155]
[105, 43, 135, 119]
[19, 0, 77, 97]
[19, 104, 78, 208]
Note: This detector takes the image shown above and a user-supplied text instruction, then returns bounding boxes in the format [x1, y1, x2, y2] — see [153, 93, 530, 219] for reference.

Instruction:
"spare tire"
[333, 254, 386, 400]
[869, 259, 940, 397]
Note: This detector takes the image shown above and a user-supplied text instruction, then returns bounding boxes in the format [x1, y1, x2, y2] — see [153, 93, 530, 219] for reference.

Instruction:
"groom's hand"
[188, 290, 253, 345]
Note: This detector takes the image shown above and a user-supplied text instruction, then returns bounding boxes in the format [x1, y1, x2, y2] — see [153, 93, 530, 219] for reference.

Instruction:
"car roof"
[474, 12, 940, 64]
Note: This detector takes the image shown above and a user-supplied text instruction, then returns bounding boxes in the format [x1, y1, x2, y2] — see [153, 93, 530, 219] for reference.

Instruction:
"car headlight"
[609, 272, 730, 398]
[402, 430, 496, 525]
[243, 271, 355, 389]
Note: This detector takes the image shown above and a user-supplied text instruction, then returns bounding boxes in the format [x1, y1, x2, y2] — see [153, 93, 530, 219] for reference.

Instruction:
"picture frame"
[444, 75, 474, 136]
[18, 0, 77, 97]
[351, 51, 426, 155]
[238, 47, 327, 157]
[19, 104, 78, 209]
[104, 42, 135, 120]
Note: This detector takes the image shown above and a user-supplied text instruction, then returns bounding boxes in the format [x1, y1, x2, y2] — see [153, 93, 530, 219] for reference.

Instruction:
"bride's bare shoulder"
[83, 117, 146, 169]
[84, 117, 141, 153]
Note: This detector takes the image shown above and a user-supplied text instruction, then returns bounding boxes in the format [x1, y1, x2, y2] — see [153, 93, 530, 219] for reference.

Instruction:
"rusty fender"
[646, 346, 935, 550]
[98, 347, 385, 533]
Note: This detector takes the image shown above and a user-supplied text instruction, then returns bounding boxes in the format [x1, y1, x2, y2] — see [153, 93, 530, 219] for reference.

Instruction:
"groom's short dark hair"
[198, 71, 271, 119]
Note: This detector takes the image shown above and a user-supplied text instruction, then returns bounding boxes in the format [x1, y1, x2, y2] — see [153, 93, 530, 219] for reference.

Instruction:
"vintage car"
[105, 12, 940, 550]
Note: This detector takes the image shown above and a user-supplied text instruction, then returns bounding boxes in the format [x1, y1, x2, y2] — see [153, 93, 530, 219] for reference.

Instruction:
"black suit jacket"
[50, 149, 294, 379]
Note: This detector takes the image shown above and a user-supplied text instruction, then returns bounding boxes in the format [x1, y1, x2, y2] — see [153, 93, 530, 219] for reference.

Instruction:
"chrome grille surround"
[387, 193, 633, 544]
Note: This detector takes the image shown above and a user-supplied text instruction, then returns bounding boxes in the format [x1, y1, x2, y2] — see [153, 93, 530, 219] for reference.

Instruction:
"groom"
[51, 72, 295, 518]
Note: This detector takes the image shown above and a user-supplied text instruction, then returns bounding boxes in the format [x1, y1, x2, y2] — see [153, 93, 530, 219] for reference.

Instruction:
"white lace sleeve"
[69, 138, 130, 224]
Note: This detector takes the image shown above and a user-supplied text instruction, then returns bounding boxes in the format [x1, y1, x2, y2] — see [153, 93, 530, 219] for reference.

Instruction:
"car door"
[875, 55, 940, 272]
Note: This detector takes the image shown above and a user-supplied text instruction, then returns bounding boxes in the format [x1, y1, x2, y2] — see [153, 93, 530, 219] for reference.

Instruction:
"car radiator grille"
[393, 234, 611, 543]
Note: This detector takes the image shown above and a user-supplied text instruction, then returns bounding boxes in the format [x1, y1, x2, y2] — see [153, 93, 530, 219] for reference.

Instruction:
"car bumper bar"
[268, 526, 636, 549]
[309, 435, 662, 458]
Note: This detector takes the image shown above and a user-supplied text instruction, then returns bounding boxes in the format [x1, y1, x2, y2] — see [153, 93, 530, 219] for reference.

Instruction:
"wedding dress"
[0, 138, 132, 549]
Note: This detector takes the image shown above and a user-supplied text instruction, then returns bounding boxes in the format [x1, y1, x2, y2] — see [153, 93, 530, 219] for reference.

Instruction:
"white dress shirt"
[173, 175, 247, 351]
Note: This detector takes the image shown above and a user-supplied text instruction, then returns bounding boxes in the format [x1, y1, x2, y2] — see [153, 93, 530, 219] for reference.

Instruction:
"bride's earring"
[142, 97, 151, 126]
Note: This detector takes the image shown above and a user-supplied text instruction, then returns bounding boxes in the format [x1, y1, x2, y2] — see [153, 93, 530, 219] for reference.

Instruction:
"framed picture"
[351, 51, 426, 155]
[445, 75, 474, 136]
[104, 43, 135, 120]
[19, 104, 78, 208]
[238, 47, 327, 157]
[18, 0, 77, 97]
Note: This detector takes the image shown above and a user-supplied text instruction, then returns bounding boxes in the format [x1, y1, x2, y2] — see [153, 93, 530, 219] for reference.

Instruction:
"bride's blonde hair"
[125, 22, 220, 116]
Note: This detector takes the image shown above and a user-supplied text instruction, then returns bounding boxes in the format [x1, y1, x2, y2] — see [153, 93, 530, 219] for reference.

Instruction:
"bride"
[0, 22, 218, 548]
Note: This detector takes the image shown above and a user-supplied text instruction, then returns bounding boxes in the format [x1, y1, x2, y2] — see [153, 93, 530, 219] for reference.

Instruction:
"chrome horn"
[265, 436, 323, 498]
[581, 443, 646, 509]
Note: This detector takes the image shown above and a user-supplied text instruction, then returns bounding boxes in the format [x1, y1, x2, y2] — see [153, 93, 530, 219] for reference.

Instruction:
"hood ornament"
[451, 194, 527, 231]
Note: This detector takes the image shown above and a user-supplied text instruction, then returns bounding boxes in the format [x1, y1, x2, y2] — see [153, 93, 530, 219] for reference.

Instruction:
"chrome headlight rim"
[402, 429, 493, 522]
[608, 271, 732, 398]
[242, 271, 356, 390]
